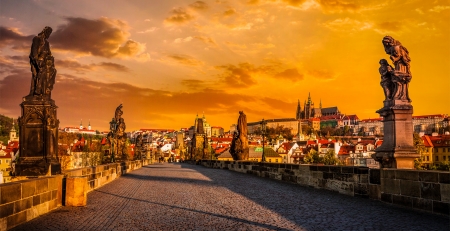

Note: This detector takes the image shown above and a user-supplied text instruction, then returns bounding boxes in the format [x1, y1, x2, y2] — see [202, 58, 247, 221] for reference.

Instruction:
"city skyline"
[0, 0, 449, 131]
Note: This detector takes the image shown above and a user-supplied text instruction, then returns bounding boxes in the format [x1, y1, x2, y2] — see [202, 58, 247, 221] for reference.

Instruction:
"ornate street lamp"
[260, 119, 267, 162]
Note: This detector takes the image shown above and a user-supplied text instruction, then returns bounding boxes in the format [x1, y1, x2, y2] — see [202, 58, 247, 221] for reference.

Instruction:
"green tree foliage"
[413, 133, 426, 170]
[303, 149, 321, 164]
[322, 150, 340, 165]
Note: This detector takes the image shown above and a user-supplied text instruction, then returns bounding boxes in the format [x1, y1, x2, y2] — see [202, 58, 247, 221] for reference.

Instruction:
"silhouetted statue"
[29, 26, 56, 98]
[379, 59, 394, 100]
[230, 111, 249, 160]
[382, 36, 412, 102]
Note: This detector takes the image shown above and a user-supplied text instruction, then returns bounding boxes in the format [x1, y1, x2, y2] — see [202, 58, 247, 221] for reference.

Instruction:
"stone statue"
[230, 111, 249, 160]
[379, 59, 394, 100]
[108, 104, 128, 161]
[29, 26, 56, 98]
[382, 36, 412, 102]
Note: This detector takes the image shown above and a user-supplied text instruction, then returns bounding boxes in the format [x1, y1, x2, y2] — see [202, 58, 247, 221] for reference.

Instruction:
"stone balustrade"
[0, 159, 149, 231]
[200, 160, 450, 215]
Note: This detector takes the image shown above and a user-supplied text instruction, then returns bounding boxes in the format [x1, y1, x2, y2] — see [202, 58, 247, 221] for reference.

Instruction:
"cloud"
[0, 27, 34, 50]
[323, 18, 372, 31]
[307, 69, 335, 80]
[181, 79, 207, 90]
[274, 68, 304, 81]
[375, 21, 401, 33]
[282, 0, 308, 7]
[429, 5, 450, 13]
[216, 63, 266, 88]
[50, 17, 146, 58]
[164, 7, 195, 25]
[166, 54, 203, 66]
[224, 9, 237, 16]
[174, 36, 216, 46]
[189, 1, 209, 11]
[316, 0, 361, 13]
[56, 59, 130, 73]
[137, 27, 158, 33]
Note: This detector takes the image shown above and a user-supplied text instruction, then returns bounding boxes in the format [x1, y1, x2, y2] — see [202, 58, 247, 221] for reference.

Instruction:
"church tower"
[80, 119, 83, 129]
[88, 120, 91, 130]
[9, 119, 18, 142]
[296, 100, 302, 120]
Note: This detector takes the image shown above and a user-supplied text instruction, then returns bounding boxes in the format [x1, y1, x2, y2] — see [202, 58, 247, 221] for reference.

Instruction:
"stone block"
[329, 166, 341, 173]
[381, 169, 396, 179]
[47, 176, 58, 191]
[359, 175, 369, 184]
[399, 180, 420, 197]
[381, 193, 393, 203]
[325, 180, 354, 196]
[369, 184, 381, 200]
[350, 174, 359, 183]
[393, 195, 413, 207]
[48, 199, 58, 211]
[341, 166, 354, 174]
[317, 166, 330, 172]
[0, 218, 6, 231]
[0, 203, 14, 219]
[395, 170, 419, 181]
[311, 171, 323, 179]
[6, 211, 27, 230]
[36, 202, 48, 216]
[14, 197, 32, 213]
[412, 198, 432, 212]
[40, 191, 52, 203]
[309, 165, 318, 171]
[369, 169, 381, 185]
[51, 190, 57, 200]
[65, 176, 87, 207]
[21, 180, 36, 198]
[381, 178, 400, 194]
[441, 184, 450, 203]
[35, 178, 49, 194]
[0, 183, 21, 204]
[421, 182, 440, 200]
[297, 176, 309, 186]
[32, 195, 40, 206]
[432, 201, 450, 215]
[439, 172, 450, 184]
[26, 207, 37, 221]
[356, 167, 369, 174]
[333, 173, 349, 182]
[418, 171, 438, 183]
[355, 183, 368, 196]
[323, 172, 333, 179]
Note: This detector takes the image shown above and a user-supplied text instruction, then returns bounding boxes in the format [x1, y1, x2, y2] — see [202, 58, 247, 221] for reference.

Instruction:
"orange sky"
[0, 0, 449, 132]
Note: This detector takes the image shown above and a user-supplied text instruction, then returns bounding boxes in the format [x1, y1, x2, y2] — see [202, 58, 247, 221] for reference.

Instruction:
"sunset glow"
[0, 0, 449, 131]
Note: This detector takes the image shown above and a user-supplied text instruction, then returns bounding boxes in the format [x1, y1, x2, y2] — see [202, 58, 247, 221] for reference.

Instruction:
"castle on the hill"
[296, 93, 341, 119]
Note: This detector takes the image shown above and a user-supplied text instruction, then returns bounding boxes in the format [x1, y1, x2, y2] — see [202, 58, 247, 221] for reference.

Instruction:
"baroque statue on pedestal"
[29, 26, 56, 98]
[381, 36, 412, 102]
[230, 111, 249, 160]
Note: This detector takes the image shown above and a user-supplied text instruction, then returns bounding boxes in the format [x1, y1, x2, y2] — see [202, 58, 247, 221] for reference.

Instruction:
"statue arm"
[390, 46, 402, 63]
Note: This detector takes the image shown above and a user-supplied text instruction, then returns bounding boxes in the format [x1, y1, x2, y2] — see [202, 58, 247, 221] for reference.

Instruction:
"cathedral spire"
[296, 99, 302, 120]
[320, 99, 322, 109]
[307, 92, 311, 104]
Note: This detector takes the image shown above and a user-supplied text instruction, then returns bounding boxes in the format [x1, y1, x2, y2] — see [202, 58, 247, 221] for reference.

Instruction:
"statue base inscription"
[372, 100, 419, 169]
[16, 98, 61, 176]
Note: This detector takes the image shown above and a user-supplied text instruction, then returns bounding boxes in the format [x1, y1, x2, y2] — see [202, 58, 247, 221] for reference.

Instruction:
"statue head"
[39, 26, 53, 39]
[379, 59, 389, 65]
[382, 36, 394, 46]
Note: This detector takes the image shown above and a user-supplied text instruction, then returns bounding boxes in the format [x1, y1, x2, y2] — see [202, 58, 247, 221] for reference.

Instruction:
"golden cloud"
[51, 17, 146, 58]
[0, 27, 34, 50]
[189, 1, 209, 11]
[164, 7, 195, 25]
[166, 54, 204, 66]
[274, 68, 304, 81]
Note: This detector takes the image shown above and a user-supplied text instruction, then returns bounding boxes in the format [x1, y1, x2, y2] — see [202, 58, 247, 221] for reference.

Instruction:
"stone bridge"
[6, 163, 449, 231]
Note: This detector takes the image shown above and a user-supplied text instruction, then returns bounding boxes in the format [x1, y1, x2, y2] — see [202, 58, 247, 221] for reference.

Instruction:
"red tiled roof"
[360, 118, 383, 122]
[412, 114, 447, 119]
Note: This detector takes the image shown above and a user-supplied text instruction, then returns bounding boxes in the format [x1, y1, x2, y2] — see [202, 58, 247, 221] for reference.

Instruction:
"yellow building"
[422, 135, 450, 167]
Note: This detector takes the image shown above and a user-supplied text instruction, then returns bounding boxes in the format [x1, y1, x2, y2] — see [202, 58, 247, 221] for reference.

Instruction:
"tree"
[413, 133, 426, 170]
[322, 150, 340, 165]
[303, 149, 321, 164]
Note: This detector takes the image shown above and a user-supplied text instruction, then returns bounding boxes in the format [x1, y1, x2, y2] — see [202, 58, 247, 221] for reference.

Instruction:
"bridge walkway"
[11, 163, 449, 231]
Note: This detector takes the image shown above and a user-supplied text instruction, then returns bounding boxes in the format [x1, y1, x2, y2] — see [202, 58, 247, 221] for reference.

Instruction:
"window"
[444, 156, 447, 161]
[426, 156, 429, 161]
[0, 160, 2, 164]
[6, 160, 9, 164]
[436, 156, 439, 161]
[276, 159, 279, 163]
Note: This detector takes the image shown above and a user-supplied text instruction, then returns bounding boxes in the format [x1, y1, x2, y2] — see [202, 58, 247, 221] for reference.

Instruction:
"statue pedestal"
[16, 97, 60, 176]
[373, 100, 419, 169]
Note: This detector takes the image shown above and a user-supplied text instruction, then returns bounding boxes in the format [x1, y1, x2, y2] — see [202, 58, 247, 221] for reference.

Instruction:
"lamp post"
[260, 119, 267, 162]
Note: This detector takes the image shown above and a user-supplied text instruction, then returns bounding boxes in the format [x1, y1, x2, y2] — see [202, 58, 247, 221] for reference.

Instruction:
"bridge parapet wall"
[200, 160, 449, 215]
[0, 159, 149, 231]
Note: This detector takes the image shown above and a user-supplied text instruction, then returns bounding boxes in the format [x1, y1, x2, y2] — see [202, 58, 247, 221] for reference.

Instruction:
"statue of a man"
[114, 104, 123, 121]
[29, 26, 56, 98]
[379, 59, 394, 100]
[382, 36, 412, 101]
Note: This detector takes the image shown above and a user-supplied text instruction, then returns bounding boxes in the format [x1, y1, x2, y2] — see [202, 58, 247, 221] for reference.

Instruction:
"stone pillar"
[65, 176, 87, 206]
[373, 100, 419, 169]
[15, 97, 61, 176]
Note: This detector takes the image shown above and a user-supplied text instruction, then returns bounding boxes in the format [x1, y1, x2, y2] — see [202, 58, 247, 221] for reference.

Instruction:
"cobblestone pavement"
[12, 163, 450, 231]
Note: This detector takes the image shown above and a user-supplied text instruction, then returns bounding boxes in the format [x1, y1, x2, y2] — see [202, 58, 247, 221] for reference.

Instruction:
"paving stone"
[10, 163, 450, 231]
